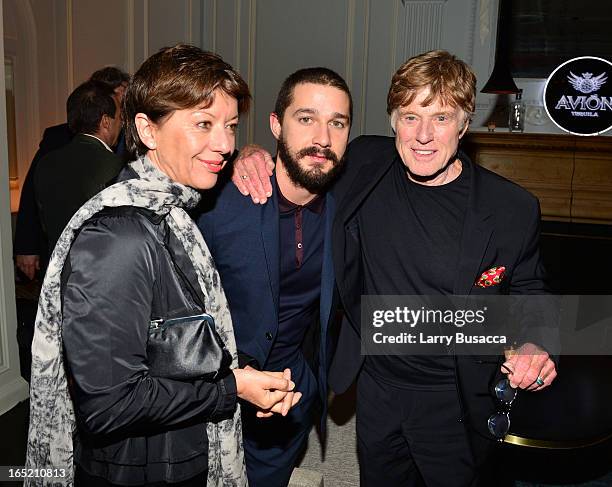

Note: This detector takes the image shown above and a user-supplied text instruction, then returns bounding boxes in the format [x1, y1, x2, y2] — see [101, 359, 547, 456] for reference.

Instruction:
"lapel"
[330, 145, 397, 334]
[333, 144, 398, 302]
[452, 155, 494, 295]
[260, 175, 280, 313]
[339, 151, 398, 226]
[319, 192, 335, 331]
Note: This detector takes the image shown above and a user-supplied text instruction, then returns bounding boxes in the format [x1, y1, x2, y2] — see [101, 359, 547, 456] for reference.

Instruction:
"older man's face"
[393, 87, 468, 186]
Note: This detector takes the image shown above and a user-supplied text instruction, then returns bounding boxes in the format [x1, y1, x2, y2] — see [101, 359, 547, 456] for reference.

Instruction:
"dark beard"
[277, 135, 346, 194]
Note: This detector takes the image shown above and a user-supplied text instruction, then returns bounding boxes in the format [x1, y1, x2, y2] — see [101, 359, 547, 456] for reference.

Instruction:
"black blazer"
[13, 123, 73, 257]
[14, 124, 127, 258]
[33, 134, 124, 252]
[329, 135, 550, 445]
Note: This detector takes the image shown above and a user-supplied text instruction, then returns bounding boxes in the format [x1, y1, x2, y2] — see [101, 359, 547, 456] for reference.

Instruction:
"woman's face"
[146, 90, 239, 189]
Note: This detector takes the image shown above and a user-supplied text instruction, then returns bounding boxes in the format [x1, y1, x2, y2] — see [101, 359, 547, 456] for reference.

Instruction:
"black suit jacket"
[329, 135, 550, 446]
[34, 134, 124, 251]
[13, 123, 73, 256]
[14, 124, 128, 258]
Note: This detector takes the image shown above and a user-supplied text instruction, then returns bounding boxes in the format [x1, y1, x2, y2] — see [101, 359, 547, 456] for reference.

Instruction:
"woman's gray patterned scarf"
[25, 156, 247, 486]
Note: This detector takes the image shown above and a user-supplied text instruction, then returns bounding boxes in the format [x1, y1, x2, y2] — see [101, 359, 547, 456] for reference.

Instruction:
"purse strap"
[136, 207, 208, 313]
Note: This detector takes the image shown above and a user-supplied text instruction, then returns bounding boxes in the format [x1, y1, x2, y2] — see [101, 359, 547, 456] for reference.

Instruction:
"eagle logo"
[567, 72, 607, 94]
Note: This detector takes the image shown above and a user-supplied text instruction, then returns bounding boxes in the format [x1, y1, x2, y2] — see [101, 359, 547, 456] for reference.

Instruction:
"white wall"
[200, 0, 519, 151]
[4, 0, 600, 200]
[0, 0, 29, 416]
[7, 0, 560, 194]
[3, 0, 204, 207]
[11, 0, 504, 164]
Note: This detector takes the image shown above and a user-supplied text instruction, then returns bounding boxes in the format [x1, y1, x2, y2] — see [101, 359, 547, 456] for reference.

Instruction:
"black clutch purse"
[147, 313, 232, 381]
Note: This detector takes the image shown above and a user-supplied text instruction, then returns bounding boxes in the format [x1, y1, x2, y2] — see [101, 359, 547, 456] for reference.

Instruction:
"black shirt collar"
[276, 179, 325, 214]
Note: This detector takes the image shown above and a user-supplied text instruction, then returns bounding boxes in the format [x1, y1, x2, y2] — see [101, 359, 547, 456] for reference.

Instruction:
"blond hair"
[387, 50, 476, 119]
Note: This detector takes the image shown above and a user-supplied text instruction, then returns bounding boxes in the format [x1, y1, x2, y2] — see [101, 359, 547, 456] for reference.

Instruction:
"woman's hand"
[233, 366, 300, 413]
[252, 368, 302, 418]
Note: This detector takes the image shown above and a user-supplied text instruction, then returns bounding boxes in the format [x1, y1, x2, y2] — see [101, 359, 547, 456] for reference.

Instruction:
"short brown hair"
[387, 50, 476, 117]
[274, 67, 352, 124]
[124, 44, 251, 157]
[67, 80, 117, 135]
[90, 66, 130, 89]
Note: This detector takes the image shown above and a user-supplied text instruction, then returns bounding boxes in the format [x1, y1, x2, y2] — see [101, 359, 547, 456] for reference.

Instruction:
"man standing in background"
[34, 79, 123, 252]
[13, 66, 129, 279]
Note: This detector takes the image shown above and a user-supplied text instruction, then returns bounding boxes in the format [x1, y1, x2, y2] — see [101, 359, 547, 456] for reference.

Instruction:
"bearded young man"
[196, 67, 351, 487]
[232, 50, 558, 487]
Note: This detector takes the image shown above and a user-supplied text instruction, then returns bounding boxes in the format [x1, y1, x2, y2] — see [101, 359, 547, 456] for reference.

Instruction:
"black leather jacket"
[61, 205, 237, 485]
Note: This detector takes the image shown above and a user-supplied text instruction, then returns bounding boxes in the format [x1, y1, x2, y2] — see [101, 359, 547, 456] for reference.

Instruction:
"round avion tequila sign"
[544, 56, 612, 135]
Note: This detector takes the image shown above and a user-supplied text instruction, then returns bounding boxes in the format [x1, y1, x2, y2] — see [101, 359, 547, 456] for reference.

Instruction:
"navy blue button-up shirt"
[265, 184, 326, 370]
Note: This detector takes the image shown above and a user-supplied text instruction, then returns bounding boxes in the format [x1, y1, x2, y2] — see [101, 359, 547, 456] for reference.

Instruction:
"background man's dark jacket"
[34, 133, 124, 251]
[14, 123, 72, 257]
[14, 124, 127, 259]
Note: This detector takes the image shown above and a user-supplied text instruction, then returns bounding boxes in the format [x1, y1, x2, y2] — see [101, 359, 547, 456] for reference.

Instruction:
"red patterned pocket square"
[475, 266, 506, 288]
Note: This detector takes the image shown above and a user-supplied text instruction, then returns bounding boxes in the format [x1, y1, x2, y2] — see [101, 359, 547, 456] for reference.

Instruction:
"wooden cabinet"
[461, 132, 612, 224]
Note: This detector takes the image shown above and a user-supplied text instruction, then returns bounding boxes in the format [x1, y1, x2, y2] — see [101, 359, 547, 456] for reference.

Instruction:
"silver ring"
[536, 377, 545, 386]
[240, 174, 249, 180]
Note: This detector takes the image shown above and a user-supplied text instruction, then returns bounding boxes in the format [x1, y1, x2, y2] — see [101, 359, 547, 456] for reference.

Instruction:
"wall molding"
[359, 0, 370, 137]
[0, 5, 10, 374]
[0, 376, 29, 417]
[17, 0, 39, 172]
[187, 0, 193, 43]
[211, 0, 218, 53]
[466, 0, 478, 65]
[486, 0, 498, 72]
[234, 0, 241, 71]
[5, 0, 40, 196]
[0, 2, 29, 417]
[344, 0, 356, 89]
[66, 0, 74, 89]
[402, 1, 444, 58]
[246, 0, 257, 144]
[391, 0, 400, 71]
[143, 0, 149, 59]
[126, 0, 135, 73]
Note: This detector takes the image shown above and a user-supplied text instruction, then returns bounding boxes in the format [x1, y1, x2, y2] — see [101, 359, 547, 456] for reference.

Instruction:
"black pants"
[356, 369, 482, 487]
[75, 465, 207, 487]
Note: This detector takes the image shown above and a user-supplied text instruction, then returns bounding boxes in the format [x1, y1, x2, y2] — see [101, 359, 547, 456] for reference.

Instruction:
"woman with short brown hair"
[26, 44, 298, 487]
